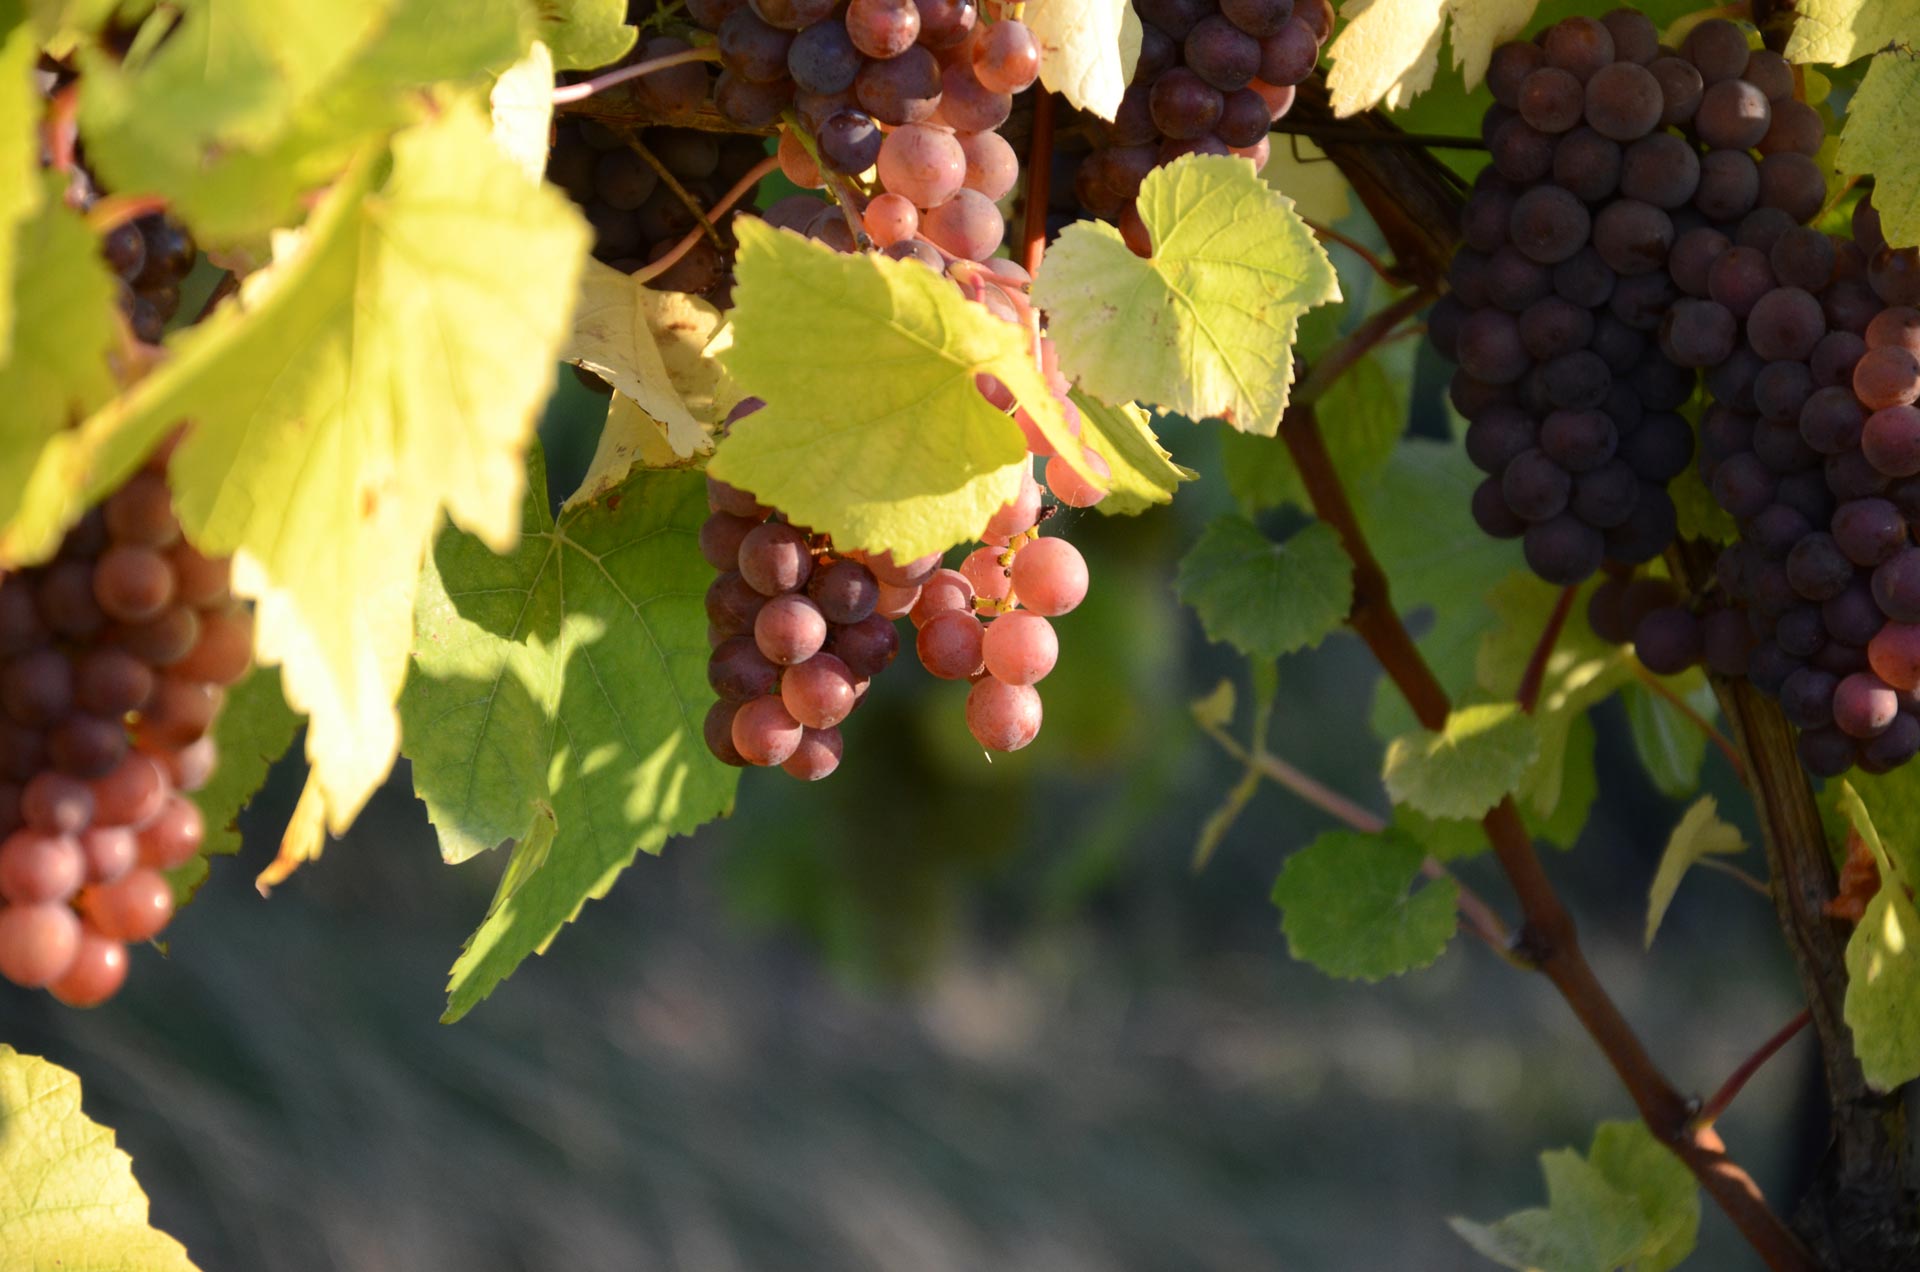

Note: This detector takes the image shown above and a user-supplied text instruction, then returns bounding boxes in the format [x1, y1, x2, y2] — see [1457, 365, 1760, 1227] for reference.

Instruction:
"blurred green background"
[0, 349, 1814, 1270]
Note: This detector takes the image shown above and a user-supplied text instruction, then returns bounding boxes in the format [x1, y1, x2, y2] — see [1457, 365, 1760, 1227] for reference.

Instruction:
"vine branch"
[1698, 1009, 1813, 1128]
[631, 156, 778, 285]
[551, 46, 722, 106]
[1019, 89, 1056, 279]
[1517, 586, 1577, 715]
[1277, 400, 1816, 1272]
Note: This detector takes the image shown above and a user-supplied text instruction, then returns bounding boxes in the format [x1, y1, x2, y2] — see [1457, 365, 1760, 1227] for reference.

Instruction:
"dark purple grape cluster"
[701, 410, 1089, 776]
[0, 444, 254, 1005]
[1431, 10, 1784, 585]
[1068, 0, 1332, 253]
[547, 118, 774, 300]
[1694, 190, 1920, 777]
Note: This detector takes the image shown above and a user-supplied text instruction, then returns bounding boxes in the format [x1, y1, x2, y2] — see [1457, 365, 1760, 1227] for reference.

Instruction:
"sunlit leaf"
[490, 39, 557, 185]
[1029, 0, 1141, 120]
[1324, 0, 1539, 117]
[536, 0, 638, 71]
[1835, 52, 1920, 250]
[1072, 393, 1196, 515]
[1784, 0, 1920, 65]
[1383, 701, 1540, 821]
[1837, 781, 1920, 1090]
[1645, 796, 1747, 948]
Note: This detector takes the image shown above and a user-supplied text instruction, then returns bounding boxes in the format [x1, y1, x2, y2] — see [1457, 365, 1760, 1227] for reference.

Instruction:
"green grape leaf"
[76, 0, 532, 241]
[34, 107, 588, 856]
[1452, 1121, 1698, 1272]
[1785, 0, 1920, 65]
[399, 449, 737, 1022]
[1847, 764, 1920, 881]
[0, 1046, 200, 1271]
[535, 0, 638, 71]
[0, 13, 44, 354]
[0, 191, 120, 566]
[1032, 153, 1339, 435]
[1323, 0, 1538, 116]
[710, 219, 1092, 559]
[1524, 711, 1595, 850]
[1073, 393, 1195, 514]
[1175, 517, 1352, 660]
[1029, 0, 1141, 120]
[1270, 828, 1458, 981]
[1837, 781, 1920, 1089]
[1383, 701, 1540, 821]
[491, 39, 557, 185]
[1624, 676, 1711, 800]
[562, 260, 735, 462]
[1645, 796, 1747, 948]
[1836, 52, 1920, 250]
[171, 668, 303, 905]
[1219, 351, 1402, 513]
[1394, 806, 1486, 863]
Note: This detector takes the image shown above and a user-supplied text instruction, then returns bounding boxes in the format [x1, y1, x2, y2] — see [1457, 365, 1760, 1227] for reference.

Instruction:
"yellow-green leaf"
[1645, 796, 1748, 948]
[1837, 780, 1920, 1090]
[0, 12, 45, 354]
[1029, 0, 1141, 120]
[711, 218, 1091, 559]
[536, 0, 639, 71]
[1072, 392, 1194, 514]
[1383, 701, 1540, 821]
[1260, 135, 1350, 227]
[43, 106, 588, 844]
[171, 667, 302, 906]
[1785, 0, 1920, 65]
[491, 39, 557, 185]
[1033, 153, 1339, 435]
[563, 259, 735, 460]
[1835, 52, 1920, 250]
[1324, 0, 1539, 117]
[0, 1046, 200, 1272]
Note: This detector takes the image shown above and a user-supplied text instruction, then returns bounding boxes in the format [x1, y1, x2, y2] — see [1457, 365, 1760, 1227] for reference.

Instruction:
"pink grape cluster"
[0, 446, 253, 1005]
[702, 445, 1091, 776]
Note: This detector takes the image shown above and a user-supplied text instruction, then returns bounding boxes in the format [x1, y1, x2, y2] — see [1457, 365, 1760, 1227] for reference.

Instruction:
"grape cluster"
[1432, 11, 1797, 585]
[1069, 0, 1330, 252]
[548, 118, 773, 300]
[702, 417, 1091, 778]
[0, 447, 253, 1004]
[1694, 192, 1920, 776]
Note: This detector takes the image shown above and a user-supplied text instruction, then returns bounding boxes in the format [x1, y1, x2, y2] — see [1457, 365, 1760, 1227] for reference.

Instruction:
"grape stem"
[1302, 217, 1404, 287]
[1625, 657, 1749, 785]
[1277, 398, 1817, 1272]
[624, 134, 725, 249]
[1019, 89, 1055, 278]
[83, 194, 168, 234]
[1293, 287, 1431, 407]
[550, 46, 723, 106]
[631, 155, 778, 285]
[1195, 715, 1518, 959]
[1270, 121, 1486, 150]
[1515, 585, 1578, 715]
[1696, 1009, 1813, 1128]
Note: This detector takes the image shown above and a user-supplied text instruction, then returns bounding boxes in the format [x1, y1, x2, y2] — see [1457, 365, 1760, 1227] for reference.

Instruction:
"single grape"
[1874, 548, 1920, 623]
[845, 0, 919, 57]
[921, 188, 1004, 261]
[957, 130, 1018, 200]
[818, 110, 884, 175]
[780, 653, 859, 729]
[1855, 347, 1920, 412]
[982, 612, 1058, 685]
[80, 825, 137, 883]
[103, 472, 180, 548]
[1634, 607, 1701, 675]
[731, 695, 805, 766]
[0, 903, 81, 988]
[1835, 672, 1900, 739]
[0, 830, 85, 904]
[1009, 537, 1087, 616]
[81, 867, 174, 943]
[133, 795, 203, 870]
[737, 522, 814, 596]
[1648, 56, 1704, 125]
[1046, 447, 1110, 508]
[806, 559, 880, 625]
[974, 19, 1041, 93]
[965, 677, 1043, 751]
[47, 933, 128, 1008]
[877, 124, 967, 207]
[828, 613, 899, 678]
[910, 569, 976, 628]
[781, 726, 844, 780]
[916, 610, 986, 679]
[933, 61, 1011, 132]
[1149, 66, 1224, 140]
[1682, 18, 1752, 85]
[788, 19, 863, 93]
[709, 635, 781, 701]
[1523, 515, 1605, 584]
[754, 594, 828, 666]
[170, 607, 253, 685]
[959, 546, 1013, 604]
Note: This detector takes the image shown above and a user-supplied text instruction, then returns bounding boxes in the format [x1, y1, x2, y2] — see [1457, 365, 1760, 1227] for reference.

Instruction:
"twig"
[551, 46, 721, 106]
[1694, 855, 1774, 899]
[1697, 1010, 1813, 1128]
[1277, 399, 1816, 1272]
[1627, 659, 1750, 785]
[1517, 586, 1578, 714]
[631, 156, 778, 285]
[625, 134, 723, 249]
[1303, 216, 1403, 286]
[1270, 120, 1487, 150]
[1196, 718, 1516, 957]
[1020, 89, 1055, 278]
[193, 271, 238, 323]
[1294, 287, 1433, 406]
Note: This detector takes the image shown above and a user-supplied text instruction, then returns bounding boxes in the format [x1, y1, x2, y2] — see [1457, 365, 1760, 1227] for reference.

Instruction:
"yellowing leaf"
[566, 395, 696, 513]
[1261, 135, 1350, 227]
[1645, 796, 1747, 948]
[1030, 0, 1141, 120]
[1837, 780, 1920, 1090]
[711, 218, 1090, 560]
[491, 39, 556, 185]
[1324, 0, 1539, 117]
[1072, 392, 1195, 514]
[536, 0, 639, 71]
[0, 1047, 200, 1272]
[57, 106, 589, 844]
[1836, 52, 1920, 250]
[563, 260, 734, 460]
[1033, 154, 1339, 436]
[0, 14, 45, 354]
[1785, 0, 1920, 65]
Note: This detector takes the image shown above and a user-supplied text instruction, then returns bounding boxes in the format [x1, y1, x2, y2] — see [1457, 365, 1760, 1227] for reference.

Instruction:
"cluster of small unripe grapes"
[1067, 0, 1329, 252]
[0, 448, 253, 1004]
[702, 412, 1092, 777]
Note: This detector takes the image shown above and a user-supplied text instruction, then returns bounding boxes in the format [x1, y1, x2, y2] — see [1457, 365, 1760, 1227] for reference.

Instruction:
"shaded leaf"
[1175, 517, 1352, 660]
[1271, 828, 1458, 980]
[1645, 796, 1747, 948]
[172, 668, 302, 905]
[1383, 701, 1540, 821]
[1837, 781, 1920, 1090]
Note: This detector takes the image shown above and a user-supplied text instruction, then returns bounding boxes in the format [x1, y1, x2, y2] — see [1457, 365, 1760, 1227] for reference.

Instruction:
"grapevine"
[6, 1, 1920, 1269]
